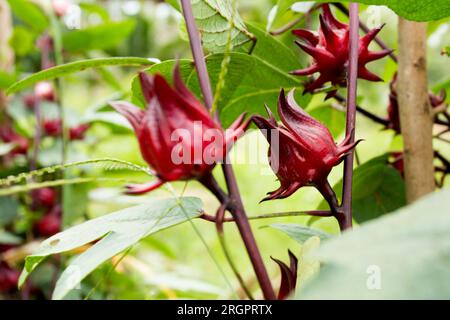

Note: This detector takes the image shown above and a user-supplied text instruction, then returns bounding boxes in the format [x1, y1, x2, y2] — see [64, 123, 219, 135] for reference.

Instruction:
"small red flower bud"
[33, 205, 62, 237]
[252, 89, 360, 202]
[271, 250, 298, 300]
[32, 188, 57, 209]
[291, 4, 391, 94]
[23, 94, 38, 109]
[0, 127, 29, 156]
[0, 262, 20, 293]
[52, 0, 71, 17]
[69, 124, 90, 140]
[43, 119, 62, 137]
[110, 64, 248, 195]
[35, 82, 55, 102]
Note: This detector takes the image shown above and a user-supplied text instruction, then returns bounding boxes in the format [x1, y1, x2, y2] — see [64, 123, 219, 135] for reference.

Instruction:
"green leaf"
[0, 196, 19, 227]
[0, 71, 16, 90]
[78, 2, 110, 21]
[308, 105, 346, 138]
[132, 24, 307, 126]
[188, 0, 255, 53]
[62, 20, 136, 53]
[318, 155, 406, 223]
[270, 223, 332, 243]
[301, 1, 450, 22]
[0, 230, 22, 245]
[7, 0, 49, 32]
[443, 46, 450, 57]
[9, 26, 35, 57]
[19, 197, 203, 300]
[297, 188, 450, 299]
[166, 0, 181, 11]
[7, 57, 154, 95]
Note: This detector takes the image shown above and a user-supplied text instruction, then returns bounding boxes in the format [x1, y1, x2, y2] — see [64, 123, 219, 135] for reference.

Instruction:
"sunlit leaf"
[19, 197, 203, 300]
[7, 57, 154, 94]
[299, 0, 450, 22]
[298, 188, 450, 299]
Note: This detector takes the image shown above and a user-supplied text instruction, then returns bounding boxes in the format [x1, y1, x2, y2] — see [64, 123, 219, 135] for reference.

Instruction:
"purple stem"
[180, 0, 214, 110]
[180, 0, 276, 300]
[30, 100, 41, 172]
[341, 3, 360, 231]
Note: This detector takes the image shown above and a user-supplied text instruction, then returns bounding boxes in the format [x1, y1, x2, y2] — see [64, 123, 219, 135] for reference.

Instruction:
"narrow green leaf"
[7, 57, 154, 95]
[19, 197, 203, 299]
[7, 0, 49, 32]
[62, 20, 136, 52]
[0, 230, 22, 245]
[271, 223, 332, 243]
[300, 0, 450, 22]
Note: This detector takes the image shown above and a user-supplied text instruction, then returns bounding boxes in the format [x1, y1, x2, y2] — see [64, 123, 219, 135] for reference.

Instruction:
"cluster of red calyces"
[0, 262, 20, 294]
[252, 89, 360, 202]
[110, 64, 248, 195]
[386, 74, 447, 133]
[291, 4, 391, 97]
[31, 188, 61, 237]
[42, 119, 90, 141]
[0, 127, 29, 158]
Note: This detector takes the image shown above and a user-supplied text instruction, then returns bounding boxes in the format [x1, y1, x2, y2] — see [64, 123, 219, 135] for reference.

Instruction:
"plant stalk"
[341, 3, 360, 231]
[397, 19, 435, 202]
[180, 0, 276, 300]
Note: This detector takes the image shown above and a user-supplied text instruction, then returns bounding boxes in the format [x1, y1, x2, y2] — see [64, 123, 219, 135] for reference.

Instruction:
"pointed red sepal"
[290, 64, 319, 76]
[138, 72, 156, 103]
[125, 180, 165, 195]
[321, 4, 347, 30]
[292, 29, 319, 46]
[109, 101, 145, 133]
[272, 250, 298, 300]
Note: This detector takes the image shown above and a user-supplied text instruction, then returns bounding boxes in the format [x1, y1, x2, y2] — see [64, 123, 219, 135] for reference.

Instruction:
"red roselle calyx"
[252, 89, 360, 206]
[291, 4, 391, 97]
[271, 250, 298, 300]
[33, 205, 62, 237]
[110, 65, 248, 195]
[31, 188, 57, 209]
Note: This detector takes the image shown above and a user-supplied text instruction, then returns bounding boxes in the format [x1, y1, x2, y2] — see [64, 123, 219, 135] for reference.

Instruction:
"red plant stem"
[341, 3, 360, 231]
[333, 3, 398, 63]
[180, 0, 276, 300]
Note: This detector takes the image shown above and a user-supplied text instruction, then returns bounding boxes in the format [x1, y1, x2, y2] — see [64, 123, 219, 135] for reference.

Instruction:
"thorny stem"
[341, 3, 360, 231]
[180, 0, 276, 300]
[333, 3, 398, 63]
